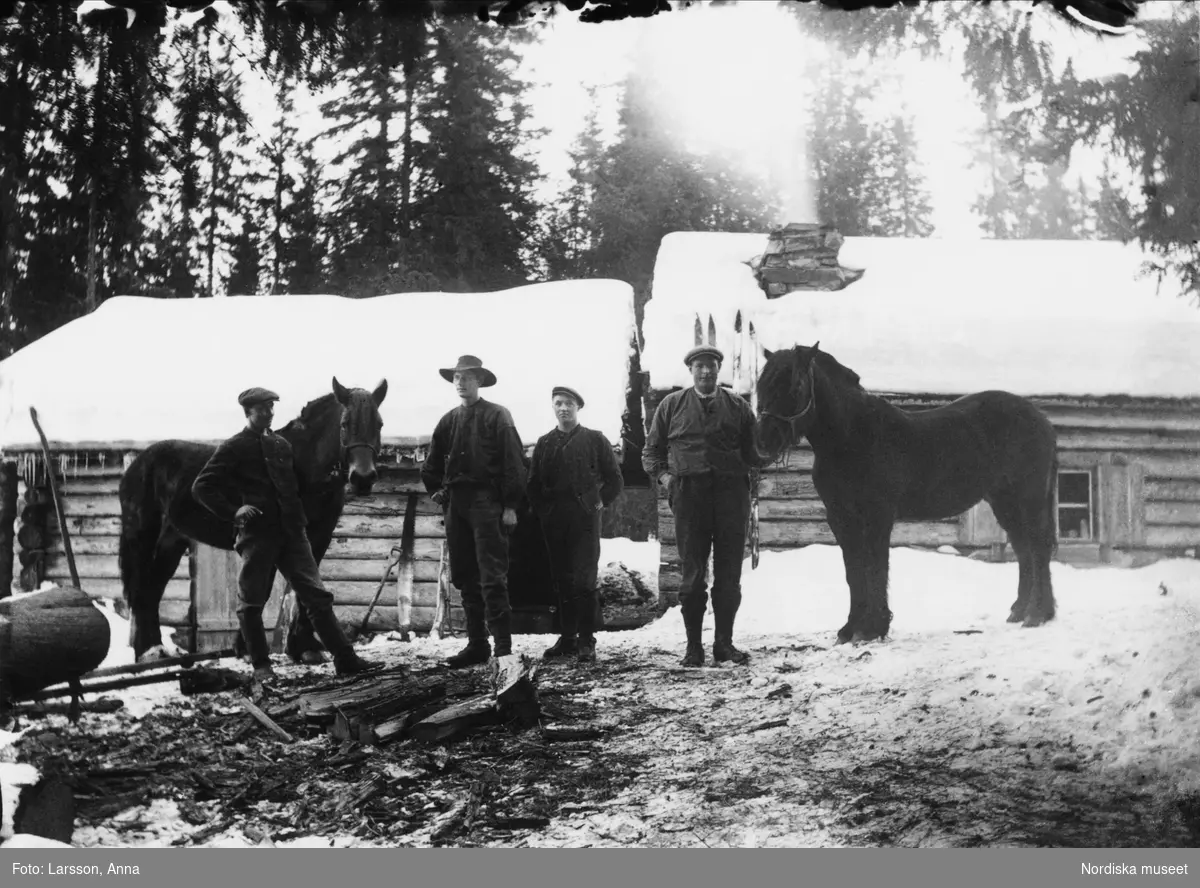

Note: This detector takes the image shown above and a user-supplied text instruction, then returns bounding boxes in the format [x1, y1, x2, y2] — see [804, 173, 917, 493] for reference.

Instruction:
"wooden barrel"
[0, 586, 111, 700]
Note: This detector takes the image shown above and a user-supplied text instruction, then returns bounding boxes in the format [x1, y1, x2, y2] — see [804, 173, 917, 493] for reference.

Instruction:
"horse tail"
[1046, 448, 1060, 559]
[117, 451, 161, 612]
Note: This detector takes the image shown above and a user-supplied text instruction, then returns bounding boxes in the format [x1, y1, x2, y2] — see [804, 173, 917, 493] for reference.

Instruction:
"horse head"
[332, 377, 388, 495]
[755, 342, 821, 456]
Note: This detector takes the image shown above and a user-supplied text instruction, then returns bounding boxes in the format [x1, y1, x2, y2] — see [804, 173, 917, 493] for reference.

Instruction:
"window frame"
[1055, 468, 1096, 542]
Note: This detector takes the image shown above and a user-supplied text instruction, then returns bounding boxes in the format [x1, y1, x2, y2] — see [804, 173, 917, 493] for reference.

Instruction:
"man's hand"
[235, 504, 261, 526]
[502, 507, 518, 529]
[431, 489, 447, 506]
[658, 472, 674, 490]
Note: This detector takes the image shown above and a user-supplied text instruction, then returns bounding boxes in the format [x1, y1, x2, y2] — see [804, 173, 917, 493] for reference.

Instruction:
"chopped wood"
[173, 815, 233, 846]
[178, 667, 247, 696]
[297, 675, 411, 723]
[332, 776, 384, 815]
[329, 683, 448, 744]
[363, 698, 451, 746]
[490, 815, 551, 830]
[540, 725, 604, 743]
[410, 693, 500, 743]
[749, 718, 789, 733]
[490, 653, 539, 706]
[953, 630, 983, 635]
[236, 695, 295, 743]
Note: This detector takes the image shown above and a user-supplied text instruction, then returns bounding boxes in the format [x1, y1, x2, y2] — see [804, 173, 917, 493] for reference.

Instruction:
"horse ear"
[763, 348, 775, 361]
[372, 379, 388, 407]
[812, 340, 820, 353]
[332, 377, 351, 405]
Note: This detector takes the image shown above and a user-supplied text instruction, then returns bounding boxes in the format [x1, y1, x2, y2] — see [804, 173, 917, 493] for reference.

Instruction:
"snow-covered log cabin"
[640, 231, 1200, 602]
[0, 281, 636, 651]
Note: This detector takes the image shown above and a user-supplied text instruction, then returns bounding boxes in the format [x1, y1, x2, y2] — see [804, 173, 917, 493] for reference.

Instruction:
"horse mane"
[277, 391, 339, 442]
[813, 350, 863, 392]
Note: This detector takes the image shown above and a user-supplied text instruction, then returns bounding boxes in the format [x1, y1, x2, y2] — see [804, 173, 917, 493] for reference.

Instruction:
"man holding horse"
[422, 356, 528, 668]
[192, 387, 375, 680]
[643, 345, 766, 668]
[527, 385, 624, 664]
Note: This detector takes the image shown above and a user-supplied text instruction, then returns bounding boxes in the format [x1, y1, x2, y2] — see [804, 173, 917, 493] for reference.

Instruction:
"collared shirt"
[642, 385, 764, 481]
[421, 398, 527, 510]
[527, 424, 624, 514]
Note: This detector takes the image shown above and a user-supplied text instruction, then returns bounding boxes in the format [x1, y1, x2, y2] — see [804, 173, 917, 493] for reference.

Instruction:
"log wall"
[644, 389, 1200, 599]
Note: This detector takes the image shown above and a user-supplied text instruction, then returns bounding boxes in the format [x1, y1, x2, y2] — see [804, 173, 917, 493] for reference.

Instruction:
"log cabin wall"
[644, 388, 1200, 602]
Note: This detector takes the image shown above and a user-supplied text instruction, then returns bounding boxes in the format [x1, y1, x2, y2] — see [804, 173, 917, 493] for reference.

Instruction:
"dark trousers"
[539, 498, 602, 638]
[671, 472, 751, 636]
[446, 486, 512, 640]
[236, 526, 335, 620]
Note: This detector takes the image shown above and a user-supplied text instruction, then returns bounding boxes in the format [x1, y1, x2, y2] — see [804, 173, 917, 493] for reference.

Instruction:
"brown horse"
[755, 344, 1058, 643]
[118, 378, 387, 661]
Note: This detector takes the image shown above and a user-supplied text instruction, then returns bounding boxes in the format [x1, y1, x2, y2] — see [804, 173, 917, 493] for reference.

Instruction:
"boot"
[490, 612, 513, 658]
[446, 639, 491, 668]
[543, 635, 577, 660]
[713, 602, 750, 665]
[308, 607, 377, 675]
[680, 603, 705, 668]
[575, 634, 597, 664]
[238, 610, 275, 680]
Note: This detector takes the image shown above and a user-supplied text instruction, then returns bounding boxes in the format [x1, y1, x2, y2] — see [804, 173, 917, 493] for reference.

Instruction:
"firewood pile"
[7, 651, 645, 847]
[746, 222, 866, 297]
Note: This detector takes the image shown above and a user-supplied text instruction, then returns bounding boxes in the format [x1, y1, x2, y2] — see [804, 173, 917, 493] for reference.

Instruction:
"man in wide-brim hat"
[642, 344, 768, 668]
[192, 386, 375, 681]
[421, 355, 527, 667]
[526, 385, 624, 664]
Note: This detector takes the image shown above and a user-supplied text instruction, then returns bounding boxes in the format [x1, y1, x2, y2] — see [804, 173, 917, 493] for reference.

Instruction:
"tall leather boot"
[446, 605, 491, 668]
[490, 612, 513, 658]
[712, 600, 750, 665]
[680, 600, 706, 668]
[237, 609, 275, 681]
[308, 607, 375, 675]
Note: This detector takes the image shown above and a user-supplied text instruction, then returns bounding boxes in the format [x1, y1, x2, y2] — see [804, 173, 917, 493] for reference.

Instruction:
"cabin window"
[1056, 470, 1095, 541]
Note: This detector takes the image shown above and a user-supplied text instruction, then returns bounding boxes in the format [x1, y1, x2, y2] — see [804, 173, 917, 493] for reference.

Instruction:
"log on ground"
[0, 585, 111, 699]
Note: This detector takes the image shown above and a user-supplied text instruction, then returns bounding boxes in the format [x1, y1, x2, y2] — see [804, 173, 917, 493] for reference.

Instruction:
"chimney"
[747, 222, 865, 299]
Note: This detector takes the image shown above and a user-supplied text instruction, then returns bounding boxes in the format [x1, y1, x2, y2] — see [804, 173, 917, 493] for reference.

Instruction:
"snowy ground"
[4, 540, 1199, 848]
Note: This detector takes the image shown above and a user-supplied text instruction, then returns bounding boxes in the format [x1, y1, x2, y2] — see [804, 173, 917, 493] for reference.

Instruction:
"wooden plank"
[1144, 526, 1200, 548]
[328, 581, 439, 608]
[160, 598, 191, 627]
[332, 605, 400, 633]
[757, 499, 829, 521]
[1145, 479, 1200, 502]
[1060, 453, 1200, 478]
[43, 535, 122, 557]
[756, 520, 957, 547]
[756, 473, 818, 498]
[1145, 501, 1200, 527]
[46, 515, 122, 535]
[1056, 430, 1200, 452]
[37, 577, 192, 602]
[58, 478, 123, 496]
[58, 495, 123, 518]
[1041, 410, 1200, 433]
[45, 553, 188, 581]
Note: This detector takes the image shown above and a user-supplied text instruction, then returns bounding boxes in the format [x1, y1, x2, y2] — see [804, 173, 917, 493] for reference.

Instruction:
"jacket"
[642, 386, 763, 482]
[421, 398, 528, 510]
[192, 427, 308, 531]
[527, 425, 624, 516]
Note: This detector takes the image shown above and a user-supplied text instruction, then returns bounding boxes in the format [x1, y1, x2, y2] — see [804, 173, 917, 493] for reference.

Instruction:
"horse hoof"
[300, 650, 326, 665]
[1022, 613, 1050, 628]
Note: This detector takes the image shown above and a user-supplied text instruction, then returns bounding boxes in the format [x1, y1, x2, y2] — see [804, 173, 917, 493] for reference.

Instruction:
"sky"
[514, 0, 1180, 240]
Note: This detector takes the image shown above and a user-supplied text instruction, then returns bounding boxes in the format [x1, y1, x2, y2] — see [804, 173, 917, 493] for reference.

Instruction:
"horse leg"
[854, 518, 895, 642]
[1021, 485, 1058, 628]
[131, 534, 189, 661]
[988, 494, 1031, 624]
[827, 508, 866, 645]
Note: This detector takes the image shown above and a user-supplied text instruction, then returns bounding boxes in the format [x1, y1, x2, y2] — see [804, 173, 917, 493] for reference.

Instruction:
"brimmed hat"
[238, 387, 280, 409]
[684, 345, 724, 366]
[551, 386, 585, 408]
[439, 355, 497, 388]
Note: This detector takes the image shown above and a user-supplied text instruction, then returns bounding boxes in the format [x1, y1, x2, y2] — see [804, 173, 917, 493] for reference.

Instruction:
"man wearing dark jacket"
[642, 346, 766, 668]
[192, 387, 373, 681]
[421, 356, 527, 668]
[527, 386, 623, 664]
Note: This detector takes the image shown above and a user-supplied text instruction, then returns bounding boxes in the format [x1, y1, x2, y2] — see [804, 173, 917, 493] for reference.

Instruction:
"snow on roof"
[642, 233, 1200, 399]
[0, 280, 636, 452]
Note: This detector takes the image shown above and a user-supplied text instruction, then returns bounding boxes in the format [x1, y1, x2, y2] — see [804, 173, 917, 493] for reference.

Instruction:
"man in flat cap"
[422, 356, 527, 668]
[192, 387, 374, 681]
[527, 386, 624, 664]
[642, 345, 767, 668]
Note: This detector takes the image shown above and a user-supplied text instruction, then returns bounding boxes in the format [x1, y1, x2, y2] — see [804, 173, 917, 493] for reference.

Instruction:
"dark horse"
[118, 378, 388, 662]
[754, 343, 1058, 644]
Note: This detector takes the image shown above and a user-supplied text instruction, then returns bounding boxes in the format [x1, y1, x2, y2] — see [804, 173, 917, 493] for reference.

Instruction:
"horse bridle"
[333, 402, 381, 484]
[759, 354, 817, 445]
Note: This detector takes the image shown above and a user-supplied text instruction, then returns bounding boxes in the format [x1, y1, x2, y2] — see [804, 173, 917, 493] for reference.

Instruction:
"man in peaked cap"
[527, 386, 624, 664]
[642, 344, 768, 668]
[192, 386, 375, 681]
[421, 356, 528, 668]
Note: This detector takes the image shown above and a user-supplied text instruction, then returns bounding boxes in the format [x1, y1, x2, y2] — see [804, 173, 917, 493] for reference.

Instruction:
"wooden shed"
[0, 281, 636, 651]
[640, 232, 1200, 601]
